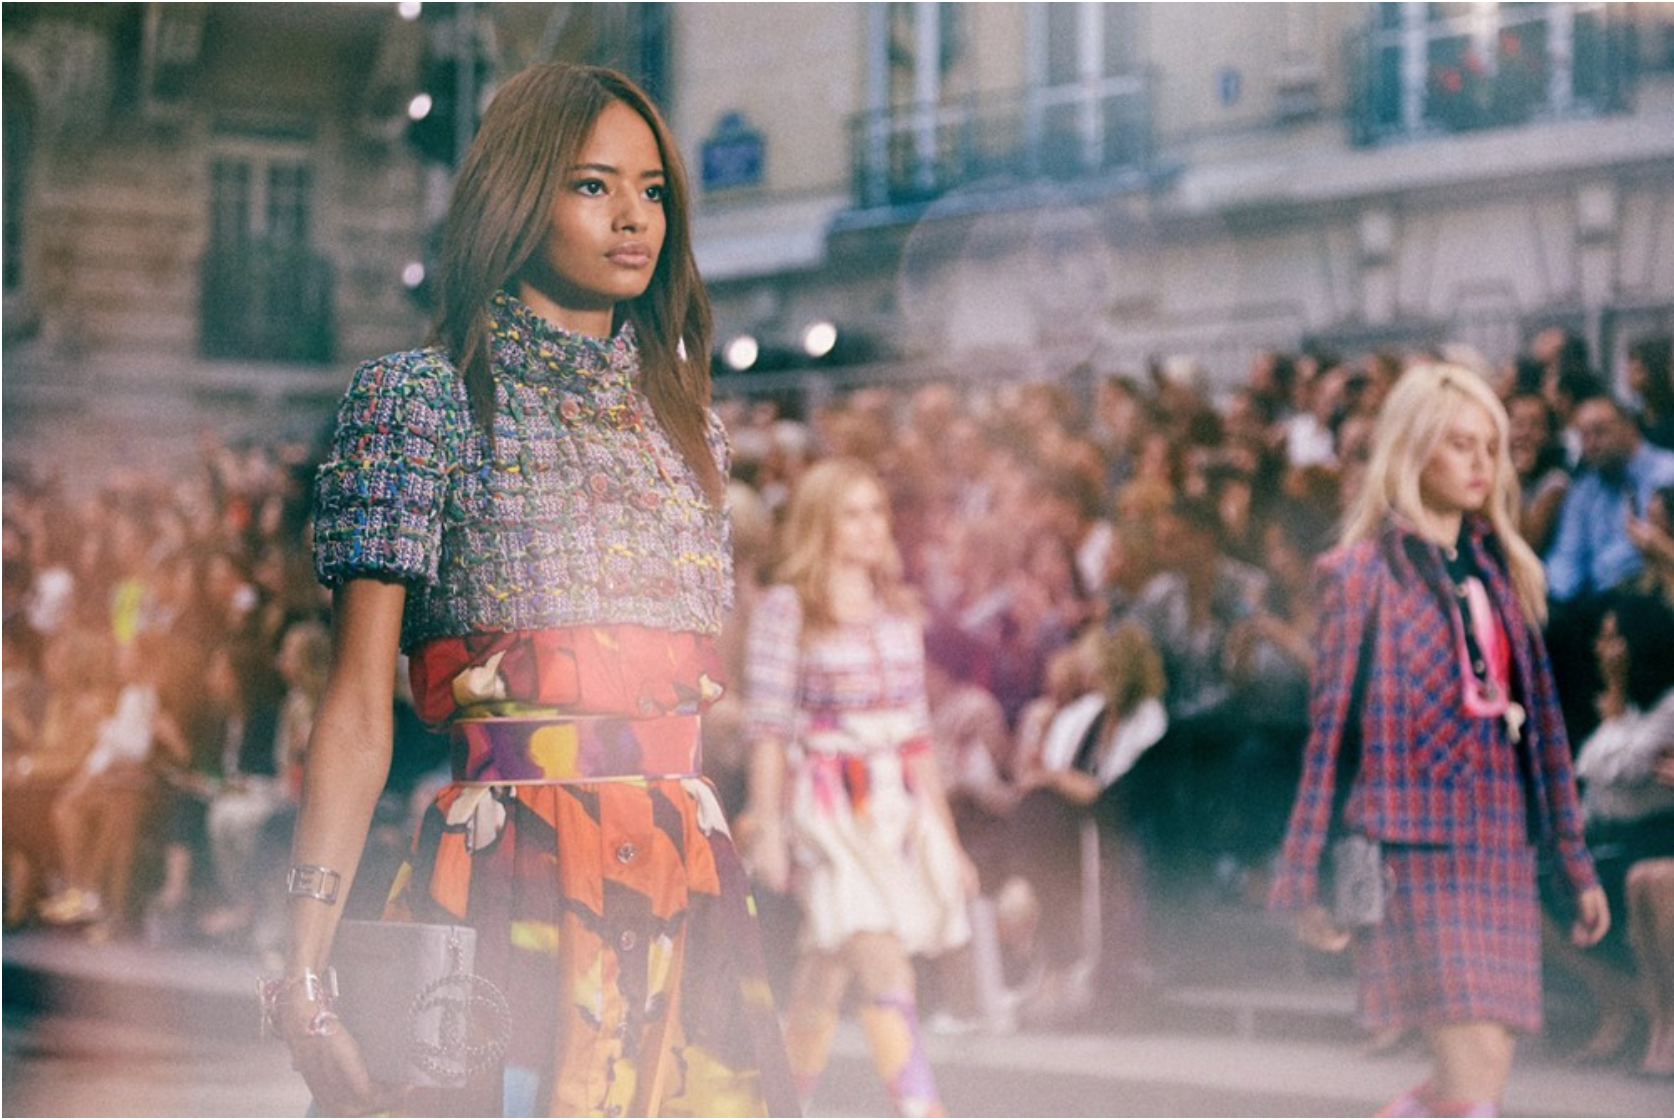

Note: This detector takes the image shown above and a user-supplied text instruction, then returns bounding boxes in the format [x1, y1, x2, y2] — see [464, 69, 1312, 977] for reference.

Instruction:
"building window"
[1358, 2, 1631, 143]
[1025, 1, 1145, 178]
[200, 142, 334, 363]
[856, 2, 963, 204]
[575, 2, 670, 108]
[852, 1, 1149, 211]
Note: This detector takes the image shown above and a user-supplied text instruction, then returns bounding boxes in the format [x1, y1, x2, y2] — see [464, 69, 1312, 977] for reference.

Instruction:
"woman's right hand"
[277, 995, 400, 1117]
[743, 816, 791, 894]
[1295, 903, 1352, 953]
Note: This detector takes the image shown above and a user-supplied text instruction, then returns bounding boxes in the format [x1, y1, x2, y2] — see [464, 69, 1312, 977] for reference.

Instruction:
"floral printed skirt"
[384, 629, 797, 1117]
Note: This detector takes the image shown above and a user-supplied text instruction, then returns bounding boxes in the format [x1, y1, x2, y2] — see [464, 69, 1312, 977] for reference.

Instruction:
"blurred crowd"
[1, 435, 448, 965]
[5, 328, 1674, 1068]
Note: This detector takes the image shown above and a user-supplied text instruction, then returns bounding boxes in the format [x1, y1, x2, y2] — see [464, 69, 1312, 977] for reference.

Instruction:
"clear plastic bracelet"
[258, 967, 340, 1040]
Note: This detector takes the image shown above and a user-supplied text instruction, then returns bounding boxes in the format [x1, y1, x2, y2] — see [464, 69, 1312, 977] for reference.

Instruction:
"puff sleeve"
[312, 351, 458, 590]
[744, 584, 804, 746]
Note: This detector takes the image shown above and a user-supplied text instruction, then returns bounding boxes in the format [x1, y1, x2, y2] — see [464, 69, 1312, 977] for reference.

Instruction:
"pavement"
[4, 913, 1671, 1118]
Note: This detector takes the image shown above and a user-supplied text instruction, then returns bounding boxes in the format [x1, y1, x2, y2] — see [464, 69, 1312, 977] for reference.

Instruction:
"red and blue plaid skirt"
[1353, 715, 1541, 1033]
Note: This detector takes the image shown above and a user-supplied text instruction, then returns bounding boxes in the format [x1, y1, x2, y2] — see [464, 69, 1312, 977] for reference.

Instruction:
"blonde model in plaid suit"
[1271, 363, 1610, 1118]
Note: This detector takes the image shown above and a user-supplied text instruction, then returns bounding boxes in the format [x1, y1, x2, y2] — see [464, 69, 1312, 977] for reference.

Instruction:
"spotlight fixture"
[722, 334, 760, 373]
[800, 320, 838, 360]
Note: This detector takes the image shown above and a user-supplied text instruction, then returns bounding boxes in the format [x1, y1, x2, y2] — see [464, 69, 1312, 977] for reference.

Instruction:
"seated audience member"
[1546, 394, 1674, 605]
[1281, 363, 1344, 468]
[1624, 484, 1674, 610]
[1131, 497, 1268, 721]
[1007, 623, 1168, 1026]
[1506, 391, 1571, 557]
[1093, 374, 1146, 494]
[989, 528, 1092, 726]
[1216, 498, 1332, 878]
[1100, 521, 1158, 625]
[1545, 599, 1674, 1073]
[1115, 428, 1182, 520]
[2, 623, 108, 926]
[1626, 334, 1674, 450]
[1013, 634, 1099, 778]
[1129, 496, 1268, 883]
[1544, 394, 1674, 742]
[1533, 329, 1601, 468]
[198, 644, 282, 915]
[203, 620, 328, 958]
[44, 634, 187, 933]
[147, 644, 240, 940]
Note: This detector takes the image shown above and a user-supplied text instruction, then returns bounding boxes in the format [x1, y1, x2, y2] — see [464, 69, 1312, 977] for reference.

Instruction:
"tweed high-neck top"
[313, 292, 731, 650]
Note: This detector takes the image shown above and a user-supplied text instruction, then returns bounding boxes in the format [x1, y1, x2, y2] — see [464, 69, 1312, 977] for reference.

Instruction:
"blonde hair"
[774, 458, 916, 631]
[1341, 362, 1547, 623]
[1096, 622, 1166, 718]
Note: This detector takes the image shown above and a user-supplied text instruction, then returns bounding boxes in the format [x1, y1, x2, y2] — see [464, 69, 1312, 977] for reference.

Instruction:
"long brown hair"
[430, 62, 721, 503]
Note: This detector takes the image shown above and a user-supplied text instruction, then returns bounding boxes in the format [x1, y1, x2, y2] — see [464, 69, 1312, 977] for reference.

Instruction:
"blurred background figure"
[745, 457, 975, 1117]
[1552, 599, 1674, 1076]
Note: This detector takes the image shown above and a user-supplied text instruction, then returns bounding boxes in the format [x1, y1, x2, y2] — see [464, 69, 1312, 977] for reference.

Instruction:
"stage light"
[722, 334, 760, 372]
[800, 320, 838, 360]
[397, 1, 423, 21]
[401, 261, 426, 289]
[407, 92, 433, 122]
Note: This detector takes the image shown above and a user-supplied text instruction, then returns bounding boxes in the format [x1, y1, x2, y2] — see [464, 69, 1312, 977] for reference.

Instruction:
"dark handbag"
[331, 920, 511, 1088]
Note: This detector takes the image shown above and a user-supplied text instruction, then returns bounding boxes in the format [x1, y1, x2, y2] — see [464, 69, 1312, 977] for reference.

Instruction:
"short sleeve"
[744, 585, 804, 744]
[312, 351, 457, 590]
[706, 407, 732, 479]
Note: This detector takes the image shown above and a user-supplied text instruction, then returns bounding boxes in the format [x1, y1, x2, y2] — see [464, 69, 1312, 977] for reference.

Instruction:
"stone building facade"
[683, 2, 1674, 402]
[5, 3, 1673, 479]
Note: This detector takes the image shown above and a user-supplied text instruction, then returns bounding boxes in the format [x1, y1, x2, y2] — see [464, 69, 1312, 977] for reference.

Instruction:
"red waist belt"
[450, 713, 703, 784]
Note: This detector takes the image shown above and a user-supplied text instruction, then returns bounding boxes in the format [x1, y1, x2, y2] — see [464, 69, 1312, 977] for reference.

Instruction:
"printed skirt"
[789, 712, 971, 958]
[384, 709, 797, 1117]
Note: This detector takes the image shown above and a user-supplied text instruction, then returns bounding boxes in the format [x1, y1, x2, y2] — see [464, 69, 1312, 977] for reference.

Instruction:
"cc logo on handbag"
[410, 970, 513, 1083]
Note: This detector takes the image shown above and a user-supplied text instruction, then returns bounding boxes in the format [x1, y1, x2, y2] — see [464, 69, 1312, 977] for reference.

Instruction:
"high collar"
[489, 290, 638, 386]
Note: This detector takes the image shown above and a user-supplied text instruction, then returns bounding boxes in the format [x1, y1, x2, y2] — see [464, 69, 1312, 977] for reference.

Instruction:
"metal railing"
[847, 73, 1155, 212]
[1347, 3, 1635, 146]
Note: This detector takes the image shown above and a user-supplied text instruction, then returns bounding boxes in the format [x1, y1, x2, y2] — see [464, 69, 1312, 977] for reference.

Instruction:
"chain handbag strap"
[407, 927, 512, 1083]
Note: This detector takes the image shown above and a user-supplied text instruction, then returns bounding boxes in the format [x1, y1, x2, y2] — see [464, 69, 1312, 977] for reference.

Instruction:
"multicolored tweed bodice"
[312, 292, 732, 649]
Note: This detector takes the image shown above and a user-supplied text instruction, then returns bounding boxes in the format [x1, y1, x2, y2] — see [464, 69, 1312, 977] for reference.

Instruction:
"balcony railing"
[199, 240, 335, 364]
[1348, 4, 1635, 146]
[848, 73, 1155, 212]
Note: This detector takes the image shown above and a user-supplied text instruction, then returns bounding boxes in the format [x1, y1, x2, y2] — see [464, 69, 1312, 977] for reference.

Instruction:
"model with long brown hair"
[268, 62, 793, 1117]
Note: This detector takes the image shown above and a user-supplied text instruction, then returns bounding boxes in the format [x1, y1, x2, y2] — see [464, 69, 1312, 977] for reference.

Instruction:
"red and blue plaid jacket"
[1269, 514, 1598, 910]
